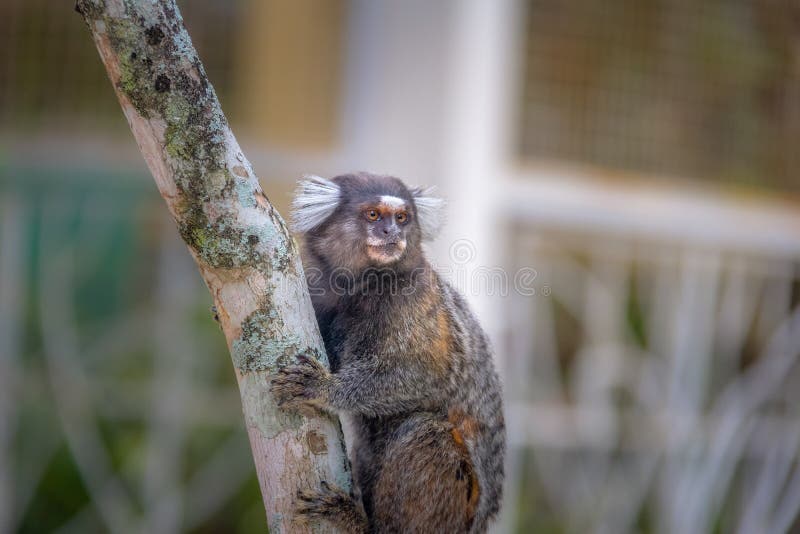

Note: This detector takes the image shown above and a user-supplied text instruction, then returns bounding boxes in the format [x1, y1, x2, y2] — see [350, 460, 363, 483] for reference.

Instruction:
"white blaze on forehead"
[379, 195, 406, 209]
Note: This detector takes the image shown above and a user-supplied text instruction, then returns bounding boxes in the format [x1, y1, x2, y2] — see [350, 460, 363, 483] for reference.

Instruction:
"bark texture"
[75, 1, 351, 532]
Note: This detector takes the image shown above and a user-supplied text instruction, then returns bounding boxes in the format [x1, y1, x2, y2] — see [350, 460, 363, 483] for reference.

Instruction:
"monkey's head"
[291, 172, 444, 272]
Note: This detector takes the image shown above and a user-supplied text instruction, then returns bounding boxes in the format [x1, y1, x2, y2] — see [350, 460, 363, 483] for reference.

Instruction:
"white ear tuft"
[411, 186, 445, 240]
[291, 174, 341, 233]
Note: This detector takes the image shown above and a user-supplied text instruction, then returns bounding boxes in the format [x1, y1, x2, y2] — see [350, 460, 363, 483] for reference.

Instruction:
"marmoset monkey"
[270, 172, 505, 533]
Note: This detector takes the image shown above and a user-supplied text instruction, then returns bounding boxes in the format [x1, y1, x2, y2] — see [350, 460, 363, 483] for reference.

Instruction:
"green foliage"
[18, 446, 95, 534]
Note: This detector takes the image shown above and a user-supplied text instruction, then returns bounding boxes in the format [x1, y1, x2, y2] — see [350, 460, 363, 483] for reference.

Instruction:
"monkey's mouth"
[371, 242, 400, 250]
[366, 241, 406, 263]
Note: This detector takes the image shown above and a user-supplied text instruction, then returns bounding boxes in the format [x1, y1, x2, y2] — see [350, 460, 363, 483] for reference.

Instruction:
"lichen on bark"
[233, 309, 323, 373]
[82, 0, 293, 272]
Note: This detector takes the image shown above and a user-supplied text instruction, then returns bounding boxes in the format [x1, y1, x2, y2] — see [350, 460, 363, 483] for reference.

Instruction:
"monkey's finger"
[278, 364, 320, 378]
[272, 369, 317, 383]
[271, 382, 305, 395]
[273, 386, 317, 404]
[271, 379, 313, 395]
[297, 489, 316, 501]
[270, 382, 300, 397]
[270, 374, 305, 386]
[295, 354, 313, 365]
[296, 493, 333, 511]
[296, 490, 329, 505]
[282, 367, 319, 379]
[291, 359, 325, 373]
[295, 503, 325, 518]
[295, 354, 326, 371]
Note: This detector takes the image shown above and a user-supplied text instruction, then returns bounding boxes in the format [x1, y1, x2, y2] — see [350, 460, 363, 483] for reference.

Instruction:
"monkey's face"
[360, 195, 411, 265]
[292, 173, 444, 273]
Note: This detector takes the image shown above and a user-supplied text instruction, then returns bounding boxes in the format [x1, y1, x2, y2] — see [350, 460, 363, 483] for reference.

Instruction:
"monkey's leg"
[372, 414, 480, 534]
[295, 480, 369, 533]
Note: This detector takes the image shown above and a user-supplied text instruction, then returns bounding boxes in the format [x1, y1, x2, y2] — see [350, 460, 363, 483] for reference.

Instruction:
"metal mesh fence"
[520, 0, 800, 192]
[0, 0, 242, 135]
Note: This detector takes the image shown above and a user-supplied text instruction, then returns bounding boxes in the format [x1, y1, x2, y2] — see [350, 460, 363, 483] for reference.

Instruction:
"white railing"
[497, 172, 800, 533]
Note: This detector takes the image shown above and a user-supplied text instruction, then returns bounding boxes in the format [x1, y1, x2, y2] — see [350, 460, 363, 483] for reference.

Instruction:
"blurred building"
[1, 1, 800, 533]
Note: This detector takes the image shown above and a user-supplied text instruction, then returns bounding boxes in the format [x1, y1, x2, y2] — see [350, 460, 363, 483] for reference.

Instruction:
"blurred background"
[2, 0, 800, 533]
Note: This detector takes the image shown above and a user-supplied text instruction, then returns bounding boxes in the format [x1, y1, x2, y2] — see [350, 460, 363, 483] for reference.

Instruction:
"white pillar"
[436, 0, 524, 344]
[340, 0, 451, 185]
[341, 2, 527, 532]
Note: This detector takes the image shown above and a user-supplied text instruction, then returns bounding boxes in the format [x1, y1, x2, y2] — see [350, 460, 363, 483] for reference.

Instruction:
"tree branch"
[75, 1, 351, 531]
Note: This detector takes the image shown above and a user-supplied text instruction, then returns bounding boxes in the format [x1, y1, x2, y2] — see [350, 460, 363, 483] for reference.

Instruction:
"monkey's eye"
[396, 212, 408, 224]
[365, 209, 380, 221]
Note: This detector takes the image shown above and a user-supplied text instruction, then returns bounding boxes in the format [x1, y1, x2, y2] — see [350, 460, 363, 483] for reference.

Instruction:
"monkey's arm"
[271, 354, 444, 418]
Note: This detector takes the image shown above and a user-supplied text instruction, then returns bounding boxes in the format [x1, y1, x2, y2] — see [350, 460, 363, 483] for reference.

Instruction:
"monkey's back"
[440, 280, 506, 532]
[316, 269, 505, 532]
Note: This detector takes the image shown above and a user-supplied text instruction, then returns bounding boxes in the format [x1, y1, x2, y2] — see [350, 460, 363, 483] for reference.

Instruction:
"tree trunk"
[75, 1, 351, 532]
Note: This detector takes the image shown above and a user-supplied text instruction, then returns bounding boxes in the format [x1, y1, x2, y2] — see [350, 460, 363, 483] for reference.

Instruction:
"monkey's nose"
[382, 227, 390, 235]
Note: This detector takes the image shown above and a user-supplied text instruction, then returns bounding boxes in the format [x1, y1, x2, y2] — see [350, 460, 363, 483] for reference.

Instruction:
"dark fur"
[271, 173, 505, 533]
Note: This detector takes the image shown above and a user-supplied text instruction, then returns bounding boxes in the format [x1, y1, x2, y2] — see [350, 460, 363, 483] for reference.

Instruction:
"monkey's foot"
[295, 481, 368, 533]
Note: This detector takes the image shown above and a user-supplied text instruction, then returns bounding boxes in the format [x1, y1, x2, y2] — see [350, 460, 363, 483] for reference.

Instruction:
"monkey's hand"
[270, 354, 332, 414]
